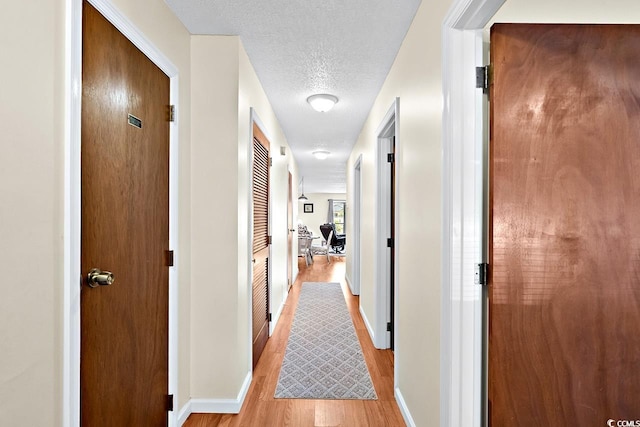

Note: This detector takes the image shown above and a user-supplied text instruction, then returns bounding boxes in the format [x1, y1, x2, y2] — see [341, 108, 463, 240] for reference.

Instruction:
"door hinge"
[267, 235, 272, 245]
[166, 394, 174, 412]
[165, 250, 174, 267]
[169, 105, 176, 122]
[387, 322, 392, 332]
[387, 237, 394, 248]
[269, 313, 272, 322]
[476, 66, 490, 94]
[387, 153, 395, 163]
[475, 263, 488, 286]
[270, 157, 273, 167]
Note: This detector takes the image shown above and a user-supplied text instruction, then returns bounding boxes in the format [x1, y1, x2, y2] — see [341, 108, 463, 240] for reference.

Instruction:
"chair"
[298, 235, 313, 266]
[319, 223, 346, 253]
[311, 230, 333, 263]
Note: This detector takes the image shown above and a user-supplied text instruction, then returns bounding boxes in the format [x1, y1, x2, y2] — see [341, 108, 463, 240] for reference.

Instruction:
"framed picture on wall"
[303, 203, 314, 213]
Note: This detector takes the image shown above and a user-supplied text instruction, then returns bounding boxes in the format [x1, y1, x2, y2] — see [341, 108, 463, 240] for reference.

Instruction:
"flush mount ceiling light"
[307, 94, 339, 112]
[312, 150, 330, 160]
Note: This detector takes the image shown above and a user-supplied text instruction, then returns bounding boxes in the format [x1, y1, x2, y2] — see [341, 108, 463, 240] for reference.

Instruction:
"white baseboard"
[345, 274, 353, 294]
[177, 371, 252, 425]
[177, 401, 191, 426]
[395, 387, 417, 427]
[270, 296, 285, 335]
[359, 305, 375, 344]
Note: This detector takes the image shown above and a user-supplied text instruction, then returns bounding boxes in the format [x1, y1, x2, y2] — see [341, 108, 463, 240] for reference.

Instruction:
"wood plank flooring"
[183, 256, 406, 427]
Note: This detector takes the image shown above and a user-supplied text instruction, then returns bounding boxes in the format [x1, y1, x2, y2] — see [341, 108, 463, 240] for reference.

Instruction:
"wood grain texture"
[80, 1, 169, 425]
[489, 24, 640, 426]
[184, 258, 406, 427]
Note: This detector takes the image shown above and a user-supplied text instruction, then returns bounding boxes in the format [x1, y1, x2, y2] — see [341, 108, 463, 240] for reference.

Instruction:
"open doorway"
[375, 98, 399, 350]
[350, 155, 363, 295]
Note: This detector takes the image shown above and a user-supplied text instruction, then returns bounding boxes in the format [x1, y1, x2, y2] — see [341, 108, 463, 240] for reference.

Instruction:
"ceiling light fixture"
[307, 94, 338, 112]
[312, 150, 330, 160]
[298, 176, 308, 201]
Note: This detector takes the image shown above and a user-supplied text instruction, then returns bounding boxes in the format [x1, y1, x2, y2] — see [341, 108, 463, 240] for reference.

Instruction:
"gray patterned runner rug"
[274, 282, 377, 400]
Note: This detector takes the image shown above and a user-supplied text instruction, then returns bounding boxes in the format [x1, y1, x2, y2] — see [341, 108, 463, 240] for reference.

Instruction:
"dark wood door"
[81, 2, 169, 425]
[287, 171, 293, 292]
[489, 24, 640, 426]
[252, 123, 270, 368]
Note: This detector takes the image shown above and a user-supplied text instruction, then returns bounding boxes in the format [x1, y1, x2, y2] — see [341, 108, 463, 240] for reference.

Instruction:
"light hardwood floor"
[183, 256, 406, 427]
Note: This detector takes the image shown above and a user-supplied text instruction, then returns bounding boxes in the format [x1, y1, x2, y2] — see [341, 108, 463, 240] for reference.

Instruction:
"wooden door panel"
[252, 124, 270, 368]
[489, 24, 640, 426]
[81, 2, 169, 425]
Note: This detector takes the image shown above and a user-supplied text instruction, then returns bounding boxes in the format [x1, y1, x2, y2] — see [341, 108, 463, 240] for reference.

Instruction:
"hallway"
[184, 257, 405, 426]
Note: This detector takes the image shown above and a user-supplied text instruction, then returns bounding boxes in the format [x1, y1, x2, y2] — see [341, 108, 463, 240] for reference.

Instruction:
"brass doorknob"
[87, 268, 115, 288]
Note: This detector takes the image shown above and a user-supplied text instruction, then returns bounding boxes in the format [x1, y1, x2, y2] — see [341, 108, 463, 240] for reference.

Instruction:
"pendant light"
[298, 176, 308, 201]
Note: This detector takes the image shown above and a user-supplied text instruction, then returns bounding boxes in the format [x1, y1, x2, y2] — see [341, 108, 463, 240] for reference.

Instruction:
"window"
[332, 200, 346, 234]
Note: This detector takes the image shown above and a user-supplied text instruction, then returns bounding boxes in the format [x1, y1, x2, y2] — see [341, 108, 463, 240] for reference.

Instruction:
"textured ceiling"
[164, 0, 421, 194]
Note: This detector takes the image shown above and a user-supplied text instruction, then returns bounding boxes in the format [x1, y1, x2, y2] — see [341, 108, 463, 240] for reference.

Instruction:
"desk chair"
[319, 223, 346, 253]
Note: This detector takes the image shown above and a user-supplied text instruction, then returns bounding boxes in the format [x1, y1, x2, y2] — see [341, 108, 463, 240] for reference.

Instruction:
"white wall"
[490, 0, 640, 25]
[238, 41, 298, 356]
[1, 1, 61, 424]
[297, 193, 346, 238]
[190, 36, 242, 398]
[346, 1, 451, 425]
[190, 35, 296, 404]
[0, 0, 192, 425]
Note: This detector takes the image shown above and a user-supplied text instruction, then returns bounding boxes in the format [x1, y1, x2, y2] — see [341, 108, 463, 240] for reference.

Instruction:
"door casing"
[350, 154, 363, 296]
[441, 1, 506, 426]
[374, 98, 399, 352]
[248, 109, 274, 358]
[64, 0, 180, 425]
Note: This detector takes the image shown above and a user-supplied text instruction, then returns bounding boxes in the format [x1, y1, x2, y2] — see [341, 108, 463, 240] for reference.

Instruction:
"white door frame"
[351, 155, 363, 296]
[249, 109, 275, 342]
[441, 0, 505, 426]
[374, 98, 399, 350]
[64, 0, 180, 426]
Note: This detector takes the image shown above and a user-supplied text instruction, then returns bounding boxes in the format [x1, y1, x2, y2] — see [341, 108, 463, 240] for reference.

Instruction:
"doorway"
[80, 1, 172, 425]
[351, 155, 363, 295]
[375, 98, 399, 350]
[287, 171, 294, 292]
[251, 122, 271, 368]
[488, 23, 640, 425]
[66, 1, 180, 425]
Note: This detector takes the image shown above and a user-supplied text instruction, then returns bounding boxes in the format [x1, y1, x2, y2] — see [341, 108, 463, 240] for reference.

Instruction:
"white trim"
[345, 274, 353, 292]
[247, 109, 256, 374]
[177, 401, 192, 426]
[188, 372, 253, 415]
[249, 109, 277, 350]
[395, 387, 417, 427]
[270, 297, 286, 333]
[359, 306, 376, 344]
[441, 1, 505, 427]
[176, 370, 252, 425]
[64, 0, 181, 426]
[350, 154, 363, 296]
[374, 98, 399, 350]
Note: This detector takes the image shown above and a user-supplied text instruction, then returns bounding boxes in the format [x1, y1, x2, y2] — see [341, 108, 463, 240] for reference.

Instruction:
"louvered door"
[252, 123, 270, 368]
